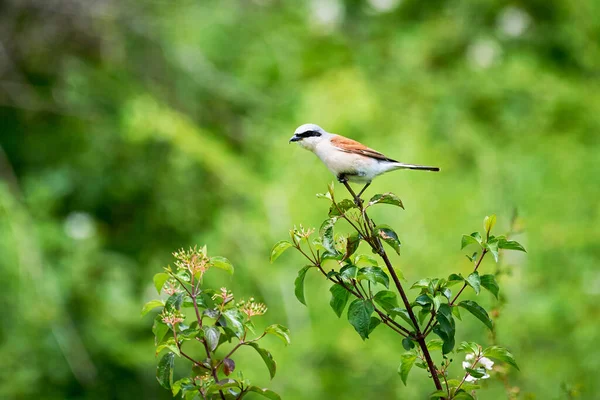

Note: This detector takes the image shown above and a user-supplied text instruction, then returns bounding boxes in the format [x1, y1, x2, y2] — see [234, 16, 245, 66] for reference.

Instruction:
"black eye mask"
[296, 130, 321, 138]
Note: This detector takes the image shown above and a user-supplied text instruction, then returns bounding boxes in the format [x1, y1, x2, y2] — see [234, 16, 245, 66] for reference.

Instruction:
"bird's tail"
[392, 163, 440, 172]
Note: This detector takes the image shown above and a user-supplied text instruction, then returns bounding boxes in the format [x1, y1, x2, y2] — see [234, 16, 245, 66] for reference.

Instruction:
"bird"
[289, 123, 439, 200]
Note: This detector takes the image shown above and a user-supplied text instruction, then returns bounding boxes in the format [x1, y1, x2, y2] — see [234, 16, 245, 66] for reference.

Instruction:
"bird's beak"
[289, 135, 301, 143]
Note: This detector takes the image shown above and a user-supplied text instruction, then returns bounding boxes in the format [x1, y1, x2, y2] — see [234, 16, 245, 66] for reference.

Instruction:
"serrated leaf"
[247, 386, 282, 400]
[357, 266, 390, 288]
[483, 346, 520, 370]
[329, 283, 350, 318]
[203, 326, 221, 352]
[368, 193, 404, 209]
[465, 271, 481, 295]
[480, 274, 499, 299]
[347, 299, 374, 340]
[484, 215, 497, 235]
[265, 324, 291, 346]
[210, 256, 234, 274]
[270, 241, 293, 263]
[294, 266, 311, 305]
[375, 225, 401, 255]
[156, 352, 175, 390]
[498, 238, 526, 252]
[153, 273, 169, 294]
[458, 300, 493, 330]
[247, 343, 277, 379]
[329, 199, 357, 217]
[142, 300, 164, 316]
[398, 352, 417, 385]
[373, 290, 399, 313]
[461, 232, 482, 249]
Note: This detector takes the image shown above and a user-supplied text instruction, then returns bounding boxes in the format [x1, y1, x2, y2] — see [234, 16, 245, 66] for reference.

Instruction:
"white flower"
[465, 375, 478, 383]
[462, 361, 471, 369]
[480, 357, 495, 370]
[465, 353, 475, 361]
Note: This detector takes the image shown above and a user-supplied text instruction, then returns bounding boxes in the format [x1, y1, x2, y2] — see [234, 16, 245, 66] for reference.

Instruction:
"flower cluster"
[462, 353, 494, 382]
[161, 309, 185, 326]
[173, 246, 210, 278]
[212, 287, 234, 308]
[291, 225, 315, 242]
[163, 279, 182, 295]
[238, 297, 268, 318]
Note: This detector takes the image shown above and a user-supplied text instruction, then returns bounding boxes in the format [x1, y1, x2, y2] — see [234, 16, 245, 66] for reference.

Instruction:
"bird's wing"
[330, 135, 398, 163]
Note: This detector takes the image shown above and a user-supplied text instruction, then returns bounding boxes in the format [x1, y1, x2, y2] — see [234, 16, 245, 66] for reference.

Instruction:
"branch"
[340, 183, 444, 394]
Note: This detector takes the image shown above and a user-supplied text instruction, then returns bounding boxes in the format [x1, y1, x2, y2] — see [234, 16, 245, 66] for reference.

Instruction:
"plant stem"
[341, 183, 444, 394]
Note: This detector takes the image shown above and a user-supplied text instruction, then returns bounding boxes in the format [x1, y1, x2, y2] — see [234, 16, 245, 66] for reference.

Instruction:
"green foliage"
[146, 247, 286, 399]
[277, 200, 526, 399]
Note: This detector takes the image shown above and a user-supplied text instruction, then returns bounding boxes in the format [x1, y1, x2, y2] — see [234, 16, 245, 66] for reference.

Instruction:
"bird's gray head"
[289, 123, 328, 151]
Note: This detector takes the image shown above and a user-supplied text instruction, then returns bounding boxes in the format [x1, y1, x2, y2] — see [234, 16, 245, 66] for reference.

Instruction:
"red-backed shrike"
[290, 123, 439, 198]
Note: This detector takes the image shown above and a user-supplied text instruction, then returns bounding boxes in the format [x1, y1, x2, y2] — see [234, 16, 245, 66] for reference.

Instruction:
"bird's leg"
[356, 182, 371, 200]
[340, 180, 363, 208]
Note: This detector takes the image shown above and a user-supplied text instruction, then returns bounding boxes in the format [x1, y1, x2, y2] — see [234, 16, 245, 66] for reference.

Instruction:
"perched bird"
[289, 123, 439, 198]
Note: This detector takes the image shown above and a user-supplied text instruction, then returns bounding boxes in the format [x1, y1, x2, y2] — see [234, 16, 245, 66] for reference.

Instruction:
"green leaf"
[354, 254, 379, 266]
[498, 238, 526, 252]
[458, 300, 493, 331]
[368, 317, 381, 334]
[368, 193, 404, 209]
[447, 273, 464, 286]
[375, 225, 401, 255]
[339, 264, 358, 282]
[484, 215, 497, 235]
[483, 346, 520, 370]
[210, 256, 234, 275]
[320, 218, 339, 255]
[373, 290, 399, 313]
[465, 271, 481, 295]
[402, 337, 415, 350]
[398, 352, 417, 385]
[357, 266, 389, 289]
[247, 386, 282, 400]
[461, 232, 482, 249]
[165, 292, 184, 312]
[294, 266, 311, 305]
[344, 232, 361, 260]
[435, 304, 456, 354]
[329, 283, 350, 318]
[329, 199, 357, 217]
[480, 274, 500, 299]
[454, 390, 476, 400]
[415, 294, 433, 307]
[451, 305, 462, 320]
[347, 299, 374, 340]
[485, 238, 499, 262]
[426, 338, 444, 351]
[152, 315, 169, 346]
[223, 309, 245, 338]
[430, 391, 448, 398]
[247, 343, 277, 379]
[153, 273, 169, 294]
[265, 324, 291, 346]
[155, 338, 181, 357]
[457, 341, 480, 355]
[270, 241, 293, 263]
[203, 326, 221, 352]
[390, 308, 416, 329]
[411, 278, 431, 289]
[465, 367, 487, 378]
[316, 192, 332, 201]
[156, 352, 175, 390]
[142, 300, 164, 316]
[207, 379, 239, 394]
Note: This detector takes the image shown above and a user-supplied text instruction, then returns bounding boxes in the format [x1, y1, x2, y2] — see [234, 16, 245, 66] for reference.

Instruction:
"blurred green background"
[1, 0, 599, 399]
